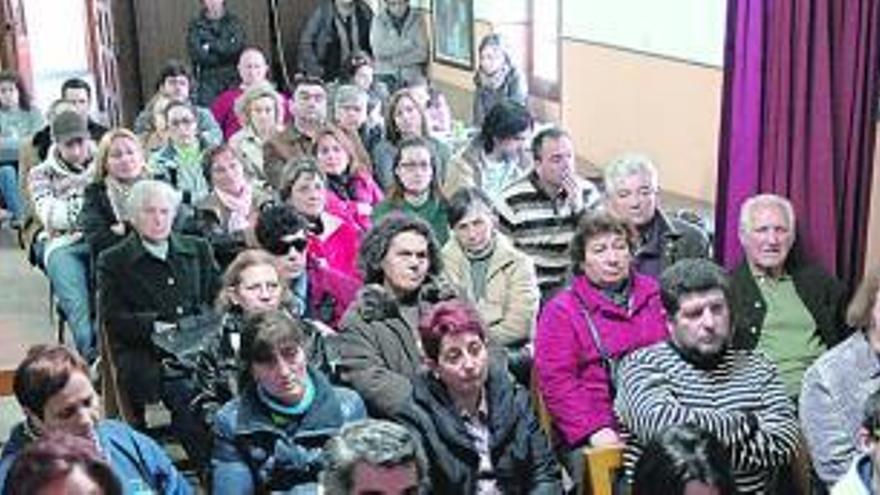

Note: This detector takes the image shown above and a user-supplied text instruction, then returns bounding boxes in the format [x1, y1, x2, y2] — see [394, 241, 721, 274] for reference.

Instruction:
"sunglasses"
[268, 236, 308, 256]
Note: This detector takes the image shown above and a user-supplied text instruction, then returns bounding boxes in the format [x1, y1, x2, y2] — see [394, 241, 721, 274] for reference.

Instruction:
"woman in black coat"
[393, 299, 562, 495]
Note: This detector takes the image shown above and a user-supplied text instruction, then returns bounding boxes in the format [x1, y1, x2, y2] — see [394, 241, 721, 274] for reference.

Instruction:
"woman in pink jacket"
[534, 211, 667, 484]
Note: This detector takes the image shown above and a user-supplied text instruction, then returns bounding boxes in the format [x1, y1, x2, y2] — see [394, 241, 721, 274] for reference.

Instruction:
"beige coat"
[441, 233, 539, 347]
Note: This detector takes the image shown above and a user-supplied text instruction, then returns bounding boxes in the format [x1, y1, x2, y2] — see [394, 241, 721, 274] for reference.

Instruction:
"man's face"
[350, 461, 420, 495]
[32, 371, 101, 444]
[58, 137, 91, 167]
[492, 130, 529, 163]
[535, 135, 575, 189]
[669, 288, 732, 361]
[739, 204, 794, 276]
[385, 0, 409, 18]
[607, 172, 658, 227]
[381, 231, 430, 297]
[62, 88, 90, 116]
[292, 84, 327, 123]
[162, 75, 191, 102]
[273, 231, 309, 281]
[134, 194, 176, 243]
[238, 50, 268, 87]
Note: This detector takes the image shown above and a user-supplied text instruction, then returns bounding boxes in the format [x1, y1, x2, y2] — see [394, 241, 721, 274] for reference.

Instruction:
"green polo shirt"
[755, 272, 826, 397]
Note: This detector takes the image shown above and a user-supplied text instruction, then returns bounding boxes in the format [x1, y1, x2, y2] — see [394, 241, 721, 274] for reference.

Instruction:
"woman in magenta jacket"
[534, 211, 667, 480]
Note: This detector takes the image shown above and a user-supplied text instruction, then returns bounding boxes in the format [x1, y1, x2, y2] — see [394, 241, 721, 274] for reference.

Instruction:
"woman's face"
[230, 263, 282, 314]
[166, 105, 198, 146]
[479, 44, 505, 75]
[353, 65, 374, 90]
[395, 145, 433, 196]
[248, 96, 278, 133]
[315, 134, 350, 176]
[251, 344, 308, 405]
[209, 149, 246, 194]
[581, 232, 631, 287]
[381, 231, 430, 297]
[105, 136, 145, 183]
[433, 331, 489, 401]
[393, 97, 423, 138]
[36, 371, 101, 445]
[0, 81, 19, 109]
[287, 173, 326, 218]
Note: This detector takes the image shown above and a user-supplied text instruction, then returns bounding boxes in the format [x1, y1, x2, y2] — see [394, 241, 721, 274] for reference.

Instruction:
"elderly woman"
[371, 89, 451, 191]
[472, 33, 527, 126]
[212, 310, 366, 494]
[0, 344, 191, 493]
[80, 128, 151, 258]
[281, 159, 361, 279]
[97, 179, 220, 470]
[228, 81, 285, 190]
[150, 100, 211, 207]
[255, 203, 360, 329]
[372, 136, 449, 246]
[336, 214, 458, 417]
[394, 299, 562, 494]
[188, 143, 270, 268]
[313, 124, 383, 232]
[801, 266, 880, 488]
[534, 211, 667, 469]
[441, 187, 539, 381]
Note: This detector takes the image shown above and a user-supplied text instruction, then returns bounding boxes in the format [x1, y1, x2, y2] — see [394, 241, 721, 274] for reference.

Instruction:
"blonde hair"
[847, 266, 880, 329]
[216, 249, 290, 312]
[234, 81, 284, 129]
[313, 124, 373, 176]
[93, 128, 148, 182]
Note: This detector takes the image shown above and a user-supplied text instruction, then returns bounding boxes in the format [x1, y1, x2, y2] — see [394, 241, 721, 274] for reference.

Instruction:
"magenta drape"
[715, 0, 880, 287]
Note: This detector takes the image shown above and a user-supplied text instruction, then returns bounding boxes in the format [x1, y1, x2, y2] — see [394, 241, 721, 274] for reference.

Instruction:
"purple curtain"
[715, 0, 880, 287]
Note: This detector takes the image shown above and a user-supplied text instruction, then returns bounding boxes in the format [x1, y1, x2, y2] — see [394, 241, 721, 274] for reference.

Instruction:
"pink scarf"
[215, 182, 253, 232]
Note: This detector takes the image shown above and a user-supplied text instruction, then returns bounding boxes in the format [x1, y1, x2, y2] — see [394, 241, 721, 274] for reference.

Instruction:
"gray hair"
[738, 193, 795, 235]
[234, 81, 283, 125]
[335, 84, 368, 108]
[321, 419, 427, 495]
[128, 179, 182, 216]
[602, 152, 658, 194]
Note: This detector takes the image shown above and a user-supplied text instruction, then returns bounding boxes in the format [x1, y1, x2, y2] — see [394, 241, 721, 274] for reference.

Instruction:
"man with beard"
[615, 259, 799, 495]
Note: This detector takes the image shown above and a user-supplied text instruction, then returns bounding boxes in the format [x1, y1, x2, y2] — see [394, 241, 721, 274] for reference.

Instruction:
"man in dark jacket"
[97, 179, 221, 470]
[299, 0, 373, 81]
[187, 0, 246, 106]
[394, 299, 562, 494]
[729, 193, 850, 398]
[31, 79, 108, 162]
[602, 152, 711, 279]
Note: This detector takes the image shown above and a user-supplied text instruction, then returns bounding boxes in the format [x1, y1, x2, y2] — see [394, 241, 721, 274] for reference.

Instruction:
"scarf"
[257, 373, 316, 420]
[333, 7, 362, 69]
[463, 233, 497, 301]
[214, 182, 253, 232]
[326, 172, 356, 200]
[105, 176, 136, 222]
[478, 61, 512, 91]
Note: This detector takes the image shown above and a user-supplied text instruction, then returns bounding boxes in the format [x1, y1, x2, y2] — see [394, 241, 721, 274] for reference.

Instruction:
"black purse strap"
[571, 289, 618, 397]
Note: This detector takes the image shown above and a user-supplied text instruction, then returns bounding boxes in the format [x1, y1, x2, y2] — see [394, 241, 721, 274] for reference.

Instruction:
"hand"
[110, 222, 126, 236]
[589, 427, 622, 447]
[560, 172, 584, 212]
[308, 319, 336, 336]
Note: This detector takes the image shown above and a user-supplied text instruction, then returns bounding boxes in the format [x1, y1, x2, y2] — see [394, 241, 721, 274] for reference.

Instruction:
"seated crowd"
[2, 2, 877, 494]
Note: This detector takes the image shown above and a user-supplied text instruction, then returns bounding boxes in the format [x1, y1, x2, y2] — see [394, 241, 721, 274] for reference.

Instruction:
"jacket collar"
[571, 273, 659, 317]
[118, 233, 199, 265]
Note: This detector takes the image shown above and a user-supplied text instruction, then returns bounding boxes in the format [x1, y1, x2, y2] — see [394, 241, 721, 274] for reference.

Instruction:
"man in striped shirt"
[615, 259, 799, 494]
[495, 127, 600, 301]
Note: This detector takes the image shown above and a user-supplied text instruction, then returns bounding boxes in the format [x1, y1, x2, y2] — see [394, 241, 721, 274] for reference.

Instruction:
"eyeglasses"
[268, 236, 308, 256]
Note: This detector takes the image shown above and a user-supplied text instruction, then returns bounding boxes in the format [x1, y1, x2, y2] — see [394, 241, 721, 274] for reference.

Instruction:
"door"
[86, 0, 121, 126]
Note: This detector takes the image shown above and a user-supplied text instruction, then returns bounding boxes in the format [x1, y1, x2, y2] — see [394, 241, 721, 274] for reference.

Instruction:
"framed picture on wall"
[433, 0, 474, 69]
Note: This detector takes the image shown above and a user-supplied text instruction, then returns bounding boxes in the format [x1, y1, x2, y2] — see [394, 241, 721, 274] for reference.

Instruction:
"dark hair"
[156, 59, 192, 90]
[0, 70, 32, 110]
[14, 344, 88, 419]
[478, 33, 506, 56]
[238, 310, 308, 389]
[4, 430, 122, 495]
[60, 77, 92, 99]
[385, 89, 429, 144]
[342, 50, 375, 81]
[659, 259, 731, 317]
[418, 299, 486, 361]
[446, 186, 494, 228]
[388, 135, 441, 202]
[479, 100, 532, 154]
[201, 142, 236, 185]
[279, 158, 327, 203]
[532, 127, 571, 162]
[358, 215, 441, 284]
[862, 388, 880, 438]
[255, 204, 309, 255]
[632, 424, 738, 495]
[569, 211, 636, 276]
[290, 73, 326, 95]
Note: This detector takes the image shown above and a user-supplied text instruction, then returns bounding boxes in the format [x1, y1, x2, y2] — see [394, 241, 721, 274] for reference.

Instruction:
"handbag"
[151, 309, 224, 376]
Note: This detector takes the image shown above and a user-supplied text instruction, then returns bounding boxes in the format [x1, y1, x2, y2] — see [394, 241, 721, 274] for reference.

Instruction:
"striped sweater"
[615, 341, 799, 495]
[495, 171, 600, 300]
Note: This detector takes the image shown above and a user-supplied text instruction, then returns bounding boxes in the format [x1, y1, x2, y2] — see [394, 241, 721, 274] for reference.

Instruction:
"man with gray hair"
[97, 179, 220, 471]
[321, 419, 427, 495]
[602, 152, 710, 278]
[729, 193, 849, 398]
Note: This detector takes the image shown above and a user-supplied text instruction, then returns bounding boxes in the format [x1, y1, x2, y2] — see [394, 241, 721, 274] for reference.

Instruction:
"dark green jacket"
[97, 233, 221, 404]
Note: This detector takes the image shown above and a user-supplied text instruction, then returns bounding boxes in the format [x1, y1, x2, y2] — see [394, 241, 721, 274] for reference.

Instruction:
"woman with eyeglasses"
[150, 101, 211, 209]
[254, 203, 359, 331]
[372, 136, 449, 246]
[211, 310, 366, 495]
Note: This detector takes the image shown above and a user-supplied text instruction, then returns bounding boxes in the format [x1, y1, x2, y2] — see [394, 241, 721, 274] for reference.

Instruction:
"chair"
[582, 445, 624, 495]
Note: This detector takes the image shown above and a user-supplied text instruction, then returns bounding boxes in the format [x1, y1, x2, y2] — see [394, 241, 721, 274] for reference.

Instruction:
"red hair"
[418, 299, 486, 361]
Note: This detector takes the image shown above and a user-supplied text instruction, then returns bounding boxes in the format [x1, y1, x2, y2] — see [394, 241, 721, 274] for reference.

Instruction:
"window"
[529, 0, 560, 100]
